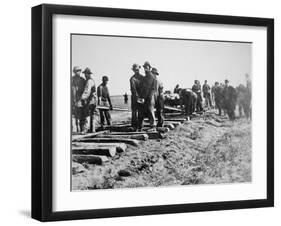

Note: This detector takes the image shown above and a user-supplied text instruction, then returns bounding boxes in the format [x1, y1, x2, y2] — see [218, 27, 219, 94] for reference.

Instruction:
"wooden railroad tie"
[72, 154, 109, 165]
[76, 137, 139, 146]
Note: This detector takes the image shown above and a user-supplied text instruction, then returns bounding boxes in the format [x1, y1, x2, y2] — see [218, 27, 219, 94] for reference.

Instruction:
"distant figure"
[97, 76, 113, 128]
[213, 82, 223, 115]
[222, 79, 237, 120]
[192, 80, 203, 112]
[81, 67, 97, 133]
[71, 66, 86, 132]
[130, 63, 144, 130]
[174, 84, 180, 94]
[123, 92, 128, 104]
[152, 67, 164, 127]
[202, 80, 212, 108]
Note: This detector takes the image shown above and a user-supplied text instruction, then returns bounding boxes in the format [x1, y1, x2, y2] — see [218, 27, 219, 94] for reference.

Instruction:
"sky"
[72, 34, 252, 95]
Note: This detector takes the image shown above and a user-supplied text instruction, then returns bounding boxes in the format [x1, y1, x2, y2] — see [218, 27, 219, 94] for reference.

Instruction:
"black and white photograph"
[71, 34, 252, 190]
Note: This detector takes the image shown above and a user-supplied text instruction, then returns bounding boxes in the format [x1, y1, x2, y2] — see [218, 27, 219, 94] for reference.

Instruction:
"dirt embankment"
[72, 111, 251, 190]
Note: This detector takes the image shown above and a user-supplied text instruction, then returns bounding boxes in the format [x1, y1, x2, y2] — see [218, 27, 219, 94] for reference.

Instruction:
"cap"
[73, 66, 82, 72]
[151, 67, 159, 75]
[143, 61, 152, 68]
[131, 63, 141, 70]
[82, 67, 93, 74]
[102, 76, 109, 81]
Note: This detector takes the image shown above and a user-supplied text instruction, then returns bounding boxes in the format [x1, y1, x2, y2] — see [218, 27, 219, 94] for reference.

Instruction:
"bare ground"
[72, 109, 251, 190]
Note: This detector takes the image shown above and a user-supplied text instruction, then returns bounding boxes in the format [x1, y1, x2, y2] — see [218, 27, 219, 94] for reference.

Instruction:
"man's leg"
[147, 96, 156, 127]
[131, 106, 137, 129]
[89, 105, 96, 132]
[137, 103, 145, 130]
[208, 94, 212, 107]
[104, 109, 111, 125]
[79, 106, 88, 133]
[99, 109, 105, 127]
[156, 99, 164, 127]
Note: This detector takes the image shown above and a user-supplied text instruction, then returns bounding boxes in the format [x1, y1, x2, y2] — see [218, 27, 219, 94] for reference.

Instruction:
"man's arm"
[81, 81, 90, 99]
[130, 77, 139, 98]
[97, 85, 102, 105]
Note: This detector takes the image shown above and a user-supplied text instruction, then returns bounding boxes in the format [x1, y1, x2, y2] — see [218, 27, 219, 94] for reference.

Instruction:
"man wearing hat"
[130, 63, 144, 130]
[71, 66, 86, 132]
[222, 79, 237, 120]
[139, 61, 158, 129]
[202, 80, 212, 108]
[151, 67, 164, 127]
[97, 76, 113, 128]
[213, 82, 224, 115]
[192, 80, 203, 112]
[81, 67, 97, 133]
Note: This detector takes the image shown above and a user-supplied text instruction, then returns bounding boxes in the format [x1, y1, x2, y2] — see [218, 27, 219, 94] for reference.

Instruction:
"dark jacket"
[72, 75, 86, 104]
[142, 71, 157, 100]
[130, 73, 143, 99]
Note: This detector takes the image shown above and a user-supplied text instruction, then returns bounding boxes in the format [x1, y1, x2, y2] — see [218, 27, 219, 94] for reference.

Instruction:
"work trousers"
[204, 93, 212, 107]
[155, 94, 164, 127]
[99, 109, 111, 126]
[138, 94, 156, 129]
[84, 104, 96, 133]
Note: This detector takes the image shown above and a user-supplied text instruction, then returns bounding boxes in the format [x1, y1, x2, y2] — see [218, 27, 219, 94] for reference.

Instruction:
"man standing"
[123, 93, 128, 104]
[213, 82, 223, 115]
[192, 80, 203, 112]
[81, 67, 97, 133]
[97, 76, 113, 128]
[71, 66, 85, 132]
[202, 80, 212, 108]
[152, 67, 164, 127]
[140, 61, 157, 129]
[130, 64, 144, 130]
[222, 79, 237, 120]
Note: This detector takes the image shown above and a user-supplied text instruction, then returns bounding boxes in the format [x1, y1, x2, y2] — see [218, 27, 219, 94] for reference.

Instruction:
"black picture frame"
[32, 4, 274, 222]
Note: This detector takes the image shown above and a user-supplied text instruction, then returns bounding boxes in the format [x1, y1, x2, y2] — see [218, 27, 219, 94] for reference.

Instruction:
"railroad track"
[72, 110, 189, 165]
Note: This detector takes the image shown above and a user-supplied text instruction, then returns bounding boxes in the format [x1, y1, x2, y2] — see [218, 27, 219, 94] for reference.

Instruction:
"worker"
[71, 66, 86, 132]
[123, 92, 128, 104]
[80, 67, 97, 133]
[222, 79, 237, 120]
[152, 67, 164, 127]
[97, 76, 113, 128]
[213, 82, 223, 115]
[202, 80, 212, 108]
[139, 61, 157, 129]
[130, 63, 144, 130]
[179, 88, 197, 116]
[192, 80, 203, 112]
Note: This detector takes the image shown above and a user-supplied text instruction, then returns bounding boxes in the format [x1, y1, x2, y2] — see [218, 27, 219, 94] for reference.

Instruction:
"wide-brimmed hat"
[82, 67, 93, 74]
[143, 61, 152, 68]
[151, 67, 159, 75]
[73, 66, 82, 72]
[131, 63, 141, 70]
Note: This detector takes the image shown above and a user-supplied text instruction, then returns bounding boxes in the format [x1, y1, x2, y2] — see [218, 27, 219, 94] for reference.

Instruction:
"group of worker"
[71, 66, 112, 133]
[176, 75, 251, 120]
[72, 62, 251, 133]
[71, 61, 164, 133]
[130, 61, 164, 131]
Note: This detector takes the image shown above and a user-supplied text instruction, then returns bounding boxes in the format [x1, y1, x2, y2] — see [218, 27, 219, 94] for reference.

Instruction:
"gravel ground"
[72, 109, 251, 190]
